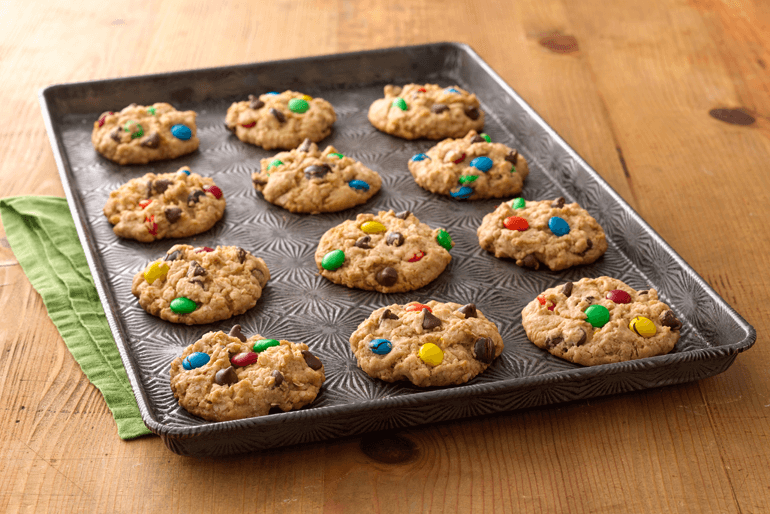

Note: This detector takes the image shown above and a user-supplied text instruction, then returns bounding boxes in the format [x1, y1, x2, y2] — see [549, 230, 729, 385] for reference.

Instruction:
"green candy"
[124, 121, 144, 139]
[147, 106, 156, 115]
[480, 133, 491, 143]
[253, 339, 280, 352]
[288, 98, 309, 113]
[322, 249, 345, 271]
[170, 297, 197, 314]
[458, 175, 478, 184]
[436, 229, 453, 251]
[510, 165, 517, 173]
[392, 97, 407, 111]
[328, 152, 344, 159]
[267, 159, 283, 171]
[585, 304, 610, 328]
[512, 197, 526, 209]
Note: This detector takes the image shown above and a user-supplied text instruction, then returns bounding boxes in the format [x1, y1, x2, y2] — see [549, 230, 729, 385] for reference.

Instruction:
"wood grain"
[1, 0, 769, 512]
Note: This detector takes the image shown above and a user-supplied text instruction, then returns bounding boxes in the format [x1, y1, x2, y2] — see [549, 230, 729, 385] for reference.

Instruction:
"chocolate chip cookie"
[91, 103, 199, 165]
[225, 91, 336, 150]
[349, 301, 504, 387]
[315, 210, 454, 293]
[522, 276, 682, 366]
[252, 139, 381, 213]
[477, 197, 607, 271]
[368, 84, 485, 139]
[131, 244, 270, 325]
[103, 167, 225, 242]
[408, 130, 529, 200]
[170, 325, 325, 421]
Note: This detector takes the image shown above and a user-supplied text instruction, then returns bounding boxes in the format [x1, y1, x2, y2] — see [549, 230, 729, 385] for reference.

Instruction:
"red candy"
[417, 87, 427, 92]
[504, 216, 529, 231]
[408, 251, 425, 262]
[204, 185, 223, 199]
[606, 289, 632, 304]
[145, 215, 157, 236]
[195, 246, 214, 253]
[241, 122, 256, 128]
[453, 153, 466, 164]
[405, 303, 432, 313]
[138, 199, 153, 209]
[537, 296, 555, 311]
[97, 112, 114, 127]
[231, 351, 258, 367]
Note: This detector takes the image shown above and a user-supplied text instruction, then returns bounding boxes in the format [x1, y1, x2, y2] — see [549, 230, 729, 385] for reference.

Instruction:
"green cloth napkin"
[0, 196, 152, 440]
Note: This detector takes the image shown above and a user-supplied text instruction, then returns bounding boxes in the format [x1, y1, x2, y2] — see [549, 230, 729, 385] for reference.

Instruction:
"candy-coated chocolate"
[266, 91, 279, 95]
[480, 133, 491, 143]
[147, 106, 156, 115]
[170, 124, 192, 140]
[348, 180, 370, 191]
[444, 87, 461, 94]
[322, 249, 345, 271]
[124, 121, 144, 139]
[419, 343, 444, 365]
[253, 339, 280, 353]
[179, 168, 191, 176]
[405, 303, 432, 313]
[170, 297, 197, 314]
[328, 152, 344, 159]
[145, 214, 157, 236]
[511, 197, 526, 209]
[241, 121, 256, 128]
[417, 87, 427, 92]
[452, 152, 466, 164]
[548, 216, 570, 236]
[585, 304, 610, 328]
[138, 199, 153, 209]
[144, 261, 169, 284]
[361, 221, 387, 234]
[629, 316, 657, 337]
[392, 97, 407, 110]
[470, 156, 493, 172]
[183, 351, 210, 370]
[408, 250, 425, 262]
[267, 159, 283, 171]
[97, 111, 114, 127]
[195, 246, 214, 253]
[203, 185, 223, 199]
[537, 295, 555, 311]
[606, 289, 632, 304]
[288, 98, 310, 113]
[230, 351, 258, 367]
[301, 94, 313, 101]
[436, 229, 453, 250]
[369, 338, 392, 355]
[411, 153, 429, 162]
[450, 186, 473, 199]
[504, 216, 529, 231]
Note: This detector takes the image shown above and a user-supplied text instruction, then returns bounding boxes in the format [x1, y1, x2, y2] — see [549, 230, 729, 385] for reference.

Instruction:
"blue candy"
[348, 179, 370, 191]
[411, 153, 430, 162]
[171, 124, 192, 141]
[445, 87, 461, 94]
[450, 186, 473, 200]
[548, 216, 570, 236]
[266, 91, 279, 95]
[470, 156, 494, 172]
[370, 338, 392, 355]
[182, 352, 210, 370]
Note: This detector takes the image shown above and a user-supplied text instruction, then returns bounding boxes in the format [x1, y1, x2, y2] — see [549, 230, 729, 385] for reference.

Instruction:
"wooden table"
[2, 0, 768, 512]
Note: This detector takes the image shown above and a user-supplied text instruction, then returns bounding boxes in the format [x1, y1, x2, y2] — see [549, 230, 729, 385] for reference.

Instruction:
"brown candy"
[545, 335, 564, 350]
[381, 309, 399, 322]
[386, 232, 404, 246]
[505, 150, 518, 164]
[214, 366, 239, 386]
[297, 138, 313, 152]
[187, 190, 206, 206]
[270, 108, 286, 123]
[164, 250, 182, 261]
[464, 106, 480, 120]
[458, 303, 477, 318]
[561, 282, 573, 297]
[228, 324, 247, 342]
[248, 94, 265, 110]
[188, 261, 207, 277]
[164, 207, 182, 223]
[521, 254, 538, 269]
[395, 210, 411, 220]
[659, 310, 682, 330]
[375, 267, 398, 287]
[304, 164, 331, 180]
[271, 370, 284, 387]
[302, 350, 323, 371]
[473, 337, 495, 363]
[141, 132, 161, 149]
[551, 197, 565, 208]
[431, 103, 449, 114]
[470, 134, 486, 143]
[354, 235, 371, 249]
[422, 309, 442, 330]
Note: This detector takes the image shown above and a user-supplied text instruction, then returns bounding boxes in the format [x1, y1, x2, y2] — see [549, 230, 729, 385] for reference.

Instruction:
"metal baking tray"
[39, 43, 756, 456]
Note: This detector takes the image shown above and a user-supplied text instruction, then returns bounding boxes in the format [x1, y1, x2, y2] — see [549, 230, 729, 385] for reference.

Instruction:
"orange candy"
[504, 216, 529, 231]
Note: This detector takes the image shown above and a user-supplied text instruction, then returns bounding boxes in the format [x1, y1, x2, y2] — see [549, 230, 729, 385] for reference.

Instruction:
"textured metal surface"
[39, 43, 755, 457]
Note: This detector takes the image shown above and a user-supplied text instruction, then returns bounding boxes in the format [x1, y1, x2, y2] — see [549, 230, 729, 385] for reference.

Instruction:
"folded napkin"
[0, 196, 152, 440]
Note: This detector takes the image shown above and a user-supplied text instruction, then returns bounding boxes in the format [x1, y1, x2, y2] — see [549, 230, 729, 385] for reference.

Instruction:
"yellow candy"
[144, 261, 169, 284]
[361, 221, 387, 234]
[301, 94, 313, 102]
[629, 316, 656, 338]
[419, 343, 443, 366]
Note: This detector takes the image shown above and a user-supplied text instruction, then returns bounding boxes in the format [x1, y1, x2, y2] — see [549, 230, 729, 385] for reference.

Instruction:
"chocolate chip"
[561, 282, 573, 297]
[164, 207, 182, 223]
[386, 232, 404, 246]
[638, 290, 649, 295]
[585, 296, 595, 304]
[228, 324, 247, 342]
[164, 250, 182, 261]
[505, 150, 519, 164]
[248, 94, 265, 110]
[189, 278, 205, 288]
[187, 190, 206, 206]
[422, 309, 442, 330]
[660, 310, 682, 330]
[551, 197, 565, 208]
[237, 247, 247, 263]
[188, 261, 207, 277]
[145, 180, 154, 198]
[458, 303, 477, 318]
[354, 235, 371, 249]
[579, 239, 594, 256]
[225, 122, 235, 132]
[473, 337, 495, 363]
[375, 267, 398, 287]
[395, 210, 411, 220]
[575, 329, 587, 346]
[297, 138, 313, 152]
[253, 176, 267, 186]
[270, 108, 285, 123]
[141, 132, 160, 148]
[464, 106, 480, 120]
[470, 134, 486, 143]
[153, 179, 173, 195]
[271, 370, 284, 387]
[431, 103, 449, 114]
[381, 309, 399, 322]
[521, 254, 539, 269]
[304, 164, 331, 180]
[302, 350, 323, 371]
[214, 366, 239, 386]
[545, 335, 564, 350]
[110, 128, 121, 142]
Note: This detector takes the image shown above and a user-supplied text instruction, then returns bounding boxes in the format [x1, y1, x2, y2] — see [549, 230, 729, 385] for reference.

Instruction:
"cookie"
[170, 325, 325, 421]
[349, 301, 504, 387]
[477, 197, 607, 271]
[91, 103, 199, 165]
[315, 210, 454, 293]
[522, 277, 682, 366]
[103, 167, 225, 242]
[225, 91, 336, 150]
[368, 84, 485, 139]
[252, 139, 382, 213]
[408, 130, 529, 200]
[131, 244, 270, 325]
